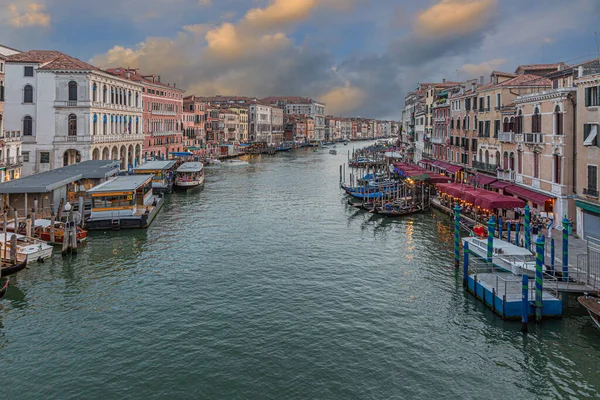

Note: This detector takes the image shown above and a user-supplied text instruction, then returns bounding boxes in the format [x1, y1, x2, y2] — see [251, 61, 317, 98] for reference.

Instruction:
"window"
[532, 107, 541, 133]
[588, 165, 598, 192]
[103, 85, 107, 103]
[516, 110, 523, 133]
[23, 116, 33, 135]
[92, 83, 97, 102]
[479, 97, 484, 111]
[40, 152, 50, 164]
[23, 85, 33, 103]
[503, 151, 509, 168]
[24, 66, 34, 77]
[457, 118, 461, 130]
[494, 120, 499, 138]
[474, 116, 478, 131]
[533, 152, 540, 178]
[486, 96, 490, 111]
[585, 86, 600, 107]
[517, 150, 523, 174]
[554, 155, 561, 184]
[23, 152, 30, 163]
[496, 93, 501, 109]
[554, 105, 563, 135]
[584, 124, 598, 146]
[68, 81, 78, 101]
[478, 120, 484, 137]
[68, 114, 77, 136]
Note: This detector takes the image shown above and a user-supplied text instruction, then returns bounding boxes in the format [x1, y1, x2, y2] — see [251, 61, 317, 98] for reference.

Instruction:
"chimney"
[479, 75, 484, 84]
[578, 66, 584, 78]
[158, 75, 161, 82]
[442, 78, 446, 83]
[126, 70, 130, 79]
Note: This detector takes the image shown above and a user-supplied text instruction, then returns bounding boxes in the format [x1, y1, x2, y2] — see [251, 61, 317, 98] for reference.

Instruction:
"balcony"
[54, 135, 92, 144]
[498, 132, 514, 143]
[584, 187, 599, 198]
[151, 109, 177, 116]
[91, 133, 145, 144]
[472, 160, 498, 173]
[54, 100, 85, 107]
[3, 130, 22, 142]
[431, 136, 445, 144]
[5, 156, 24, 168]
[551, 135, 565, 146]
[151, 131, 180, 137]
[497, 169, 516, 182]
[422, 152, 433, 159]
[91, 102, 141, 112]
[517, 133, 544, 144]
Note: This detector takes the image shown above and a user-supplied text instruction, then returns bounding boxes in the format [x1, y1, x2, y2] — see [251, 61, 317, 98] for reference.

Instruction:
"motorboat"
[222, 159, 249, 166]
[36, 219, 88, 244]
[462, 236, 537, 276]
[329, 149, 337, 155]
[578, 293, 600, 329]
[175, 162, 205, 189]
[0, 232, 53, 264]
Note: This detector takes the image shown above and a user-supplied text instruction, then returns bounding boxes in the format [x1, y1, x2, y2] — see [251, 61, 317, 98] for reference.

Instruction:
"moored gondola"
[1, 256, 28, 277]
[0, 279, 9, 299]
[375, 204, 422, 217]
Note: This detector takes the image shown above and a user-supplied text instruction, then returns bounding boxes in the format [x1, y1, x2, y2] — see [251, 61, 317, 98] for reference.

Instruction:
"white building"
[4, 50, 145, 176]
[414, 109, 426, 162]
[248, 102, 272, 143]
[261, 96, 326, 141]
[0, 44, 23, 182]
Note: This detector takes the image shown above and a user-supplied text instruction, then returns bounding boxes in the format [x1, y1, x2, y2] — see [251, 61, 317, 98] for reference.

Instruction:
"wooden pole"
[78, 196, 85, 228]
[50, 211, 56, 244]
[9, 234, 17, 264]
[2, 211, 7, 261]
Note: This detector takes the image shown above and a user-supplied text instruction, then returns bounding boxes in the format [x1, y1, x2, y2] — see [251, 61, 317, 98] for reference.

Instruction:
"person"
[547, 218, 553, 239]
[532, 224, 538, 244]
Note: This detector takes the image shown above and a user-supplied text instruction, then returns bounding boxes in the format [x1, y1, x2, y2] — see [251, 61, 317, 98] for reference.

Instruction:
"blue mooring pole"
[521, 274, 529, 333]
[487, 216, 495, 264]
[498, 216, 503, 240]
[535, 237, 544, 323]
[454, 204, 461, 269]
[524, 205, 531, 251]
[562, 216, 571, 282]
[550, 238, 555, 276]
[463, 242, 469, 286]
[515, 222, 520, 246]
[507, 221, 512, 244]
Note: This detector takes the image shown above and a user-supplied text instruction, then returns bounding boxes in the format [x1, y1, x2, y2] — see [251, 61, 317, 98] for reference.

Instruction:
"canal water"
[0, 146, 599, 399]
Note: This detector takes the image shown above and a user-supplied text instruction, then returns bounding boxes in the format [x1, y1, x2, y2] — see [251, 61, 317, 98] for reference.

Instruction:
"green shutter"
[585, 87, 590, 107]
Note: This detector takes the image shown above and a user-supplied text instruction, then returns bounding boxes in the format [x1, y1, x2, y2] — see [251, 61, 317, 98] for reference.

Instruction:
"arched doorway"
[128, 144, 134, 168]
[135, 144, 142, 166]
[92, 148, 100, 160]
[102, 147, 109, 160]
[120, 145, 126, 168]
[63, 149, 81, 166]
[111, 146, 118, 161]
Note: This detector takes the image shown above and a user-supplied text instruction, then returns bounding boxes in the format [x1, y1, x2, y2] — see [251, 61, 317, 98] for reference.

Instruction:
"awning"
[474, 174, 497, 186]
[490, 181, 512, 190]
[475, 193, 526, 210]
[419, 159, 431, 165]
[504, 185, 553, 205]
[170, 152, 193, 157]
[444, 164, 463, 174]
[431, 160, 442, 166]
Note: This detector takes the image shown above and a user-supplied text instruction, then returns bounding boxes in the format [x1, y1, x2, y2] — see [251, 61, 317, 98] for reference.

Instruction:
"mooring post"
[498, 216, 503, 239]
[562, 216, 570, 282]
[515, 221, 520, 246]
[487, 215, 496, 264]
[535, 236, 544, 323]
[524, 205, 531, 251]
[521, 274, 529, 333]
[9, 234, 17, 264]
[339, 165, 342, 183]
[550, 238, 555, 276]
[507, 221, 512, 244]
[454, 204, 461, 269]
[50, 211, 56, 244]
[463, 241, 469, 286]
[78, 196, 85, 228]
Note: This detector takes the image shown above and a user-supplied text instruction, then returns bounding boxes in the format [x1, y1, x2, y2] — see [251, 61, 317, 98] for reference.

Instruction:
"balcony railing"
[498, 132, 514, 143]
[54, 136, 92, 143]
[3, 130, 21, 142]
[422, 152, 433, 159]
[518, 133, 544, 144]
[5, 156, 24, 167]
[472, 160, 498, 173]
[151, 110, 177, 116]
[584, 187, 599, 198]
[431, 136, 445, 144]
[91, 133, 145, 143]
[497, 169, 516, 182]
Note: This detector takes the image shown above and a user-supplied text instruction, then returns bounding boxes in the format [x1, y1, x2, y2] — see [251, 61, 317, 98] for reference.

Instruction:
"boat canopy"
[177, 162, 204, 173]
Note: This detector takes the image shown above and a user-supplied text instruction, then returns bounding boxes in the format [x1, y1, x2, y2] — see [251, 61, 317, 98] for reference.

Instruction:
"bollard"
[50, 212, 56, 244]
[463, 241, 469, 286]
[562, 216, 571, 282]
[515, 222, 520, 246]
[550, 238, 555, 276]
[535, 237, 544, 323]
[487, 215, 496, 264]
[507, 221, 512, 244]
[454, 204, 461, 269]
[498, 216, 503, 239]
[524, 205, 531, 251]
[521, 275, 529, 333]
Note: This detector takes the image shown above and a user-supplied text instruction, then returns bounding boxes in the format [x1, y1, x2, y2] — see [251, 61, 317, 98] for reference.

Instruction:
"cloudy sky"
[1, 0, 599, 119]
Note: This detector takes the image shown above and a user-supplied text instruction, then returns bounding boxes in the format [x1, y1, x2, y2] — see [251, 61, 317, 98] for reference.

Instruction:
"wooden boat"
[0, 254, 28, 277]
[375, 204, 422, 217]
[0, 233, 53, 264]
[175, 162, 205, 189]
[578, 294, 600, 329]
[35, 220, 87, 244]
[0, 279, 8, 299]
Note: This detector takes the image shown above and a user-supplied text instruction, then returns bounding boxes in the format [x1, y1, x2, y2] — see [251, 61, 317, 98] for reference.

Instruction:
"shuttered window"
[588, 165, 598, 191]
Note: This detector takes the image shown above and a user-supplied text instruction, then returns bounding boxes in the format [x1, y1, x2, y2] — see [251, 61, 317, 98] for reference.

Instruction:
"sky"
[1, 0, 600, 119]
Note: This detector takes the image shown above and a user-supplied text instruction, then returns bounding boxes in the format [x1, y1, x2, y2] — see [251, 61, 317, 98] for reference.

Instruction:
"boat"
[343, 142, 348, 146]
[0, 279, 8, 299]
[462, 236, 538, 276]
[133, 160, 178, 194]
[0, 232, 53, 264]
[24, 219, 88, 244]
[374, 204, 422, 217]
[578, 293, 600, 329]
[175, 162, 205, 190]
[222, 159, 249, 166]
[0, 254, 28, 277]
[329, 149, 337, 155]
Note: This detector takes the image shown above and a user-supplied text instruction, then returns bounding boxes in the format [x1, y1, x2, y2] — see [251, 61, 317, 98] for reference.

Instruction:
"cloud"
[8, 3, 51, 27]
[198, 0, 211, 6]
[416, 0, 497, 38]
[320, 82, 366, 114]
[459, 58, 505, 78]
[245, 0, 317, 29]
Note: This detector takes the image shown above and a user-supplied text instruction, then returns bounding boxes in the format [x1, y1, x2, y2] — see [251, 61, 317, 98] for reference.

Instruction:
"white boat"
[462, 236, 537, 276]
[578, 294, 600, 329]
[222, 159, 249, 166]
[0, 232, 53, 264]
[329, 149, 337, 155]
[175, 162, 205, 189]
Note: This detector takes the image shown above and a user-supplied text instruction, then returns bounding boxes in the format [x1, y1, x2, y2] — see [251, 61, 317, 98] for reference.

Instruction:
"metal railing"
[584, 187, 599, 198]
[518, 133, 544, 144]
[472, 160, 498, 173]
[498, 132, 514, 142]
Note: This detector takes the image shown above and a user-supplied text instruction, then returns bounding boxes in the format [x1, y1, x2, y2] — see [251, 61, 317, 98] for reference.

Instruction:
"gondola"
[0, 257, 28, 277]
[0, 279, 9, 299]
[375, 204, 422, 217]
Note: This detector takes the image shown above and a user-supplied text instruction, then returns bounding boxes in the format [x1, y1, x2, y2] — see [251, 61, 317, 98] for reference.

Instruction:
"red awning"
[490, 181, 512, 190]
[474, 174, 497, 186]
[429, 174, 452, 183]
[504, 185, 553, 205]
[444, 164, 463, 174]
[475, 193, 526, 210]
[431, 160, 442, 166]
[419, 159, 431, 165]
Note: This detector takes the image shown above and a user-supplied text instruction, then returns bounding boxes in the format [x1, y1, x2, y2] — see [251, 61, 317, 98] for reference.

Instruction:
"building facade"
[270, 106, 284, 145]
[182, 95, 207, 149]
[261, 96, 325, 141]
[248, 103, 272, 143]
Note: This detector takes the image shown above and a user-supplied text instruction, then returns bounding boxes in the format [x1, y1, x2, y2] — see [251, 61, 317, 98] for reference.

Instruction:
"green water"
[0, 147, 599, 399]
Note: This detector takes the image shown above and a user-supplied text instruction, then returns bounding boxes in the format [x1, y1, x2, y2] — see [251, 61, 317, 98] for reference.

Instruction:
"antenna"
[596, 32, 600, 59]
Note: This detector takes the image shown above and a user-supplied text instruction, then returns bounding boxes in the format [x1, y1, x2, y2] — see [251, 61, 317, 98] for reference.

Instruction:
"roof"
[515, 63, 562, 74]
[105, 67, 185, 91]
[6, 50, 99, 71]
[261, 96, 322, 105]
[176, 162, 204, 172]
[133, 160, 177, 171]
[0, 161, 120, 194]
[87, 175, 153, 194]
[496, 73, 551, 87]
[491, 71, 517, 78]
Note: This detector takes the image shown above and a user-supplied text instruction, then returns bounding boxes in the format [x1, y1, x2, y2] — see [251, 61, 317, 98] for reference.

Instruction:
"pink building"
[107, 68, 185, 160]
[182, 95, 207, 153]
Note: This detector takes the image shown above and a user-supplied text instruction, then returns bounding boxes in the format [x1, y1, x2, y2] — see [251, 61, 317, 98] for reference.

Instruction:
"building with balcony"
[106, 68, 185, 161]
[413, 109, 426, 162]
[261, 96, 325, 141]
[448, 79, 479, 172]
[228, 106, 248, 143]
[220, 109, 240, 143]
[182, 95, 207, 150]
[270, 106, 284, 145]
[4, 51, 145, 176]
[574, 59, 600, 239]
[249, 102, 272, 143]
[1, 130, 23, 182]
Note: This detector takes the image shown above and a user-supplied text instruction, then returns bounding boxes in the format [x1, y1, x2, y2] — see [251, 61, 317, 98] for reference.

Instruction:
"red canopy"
[475, 193, 526, 210]
[444, 164, 463, 174]
[472, 174, 497, 186]
[504, 185, 553, 205]
[490, 181, 512, 190]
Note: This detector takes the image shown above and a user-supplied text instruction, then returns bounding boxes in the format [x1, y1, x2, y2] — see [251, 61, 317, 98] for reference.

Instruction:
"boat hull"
[175, 175, 205, 190]
[0, 259, 28, 277]
[578, 296, 600, 329]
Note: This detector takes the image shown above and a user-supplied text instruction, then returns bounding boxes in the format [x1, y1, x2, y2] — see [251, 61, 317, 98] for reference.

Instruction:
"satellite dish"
[72, 212, 82, 225]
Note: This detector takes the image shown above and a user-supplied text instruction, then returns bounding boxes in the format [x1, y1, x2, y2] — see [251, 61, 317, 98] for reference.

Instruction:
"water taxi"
[0, 232, 53, 264]
[175, 162, 205, 190]
[86, 175, 164, 230]
[462, 236, 537, 276]
[578, 294, 600, 329]
[133, 160, 177, 194]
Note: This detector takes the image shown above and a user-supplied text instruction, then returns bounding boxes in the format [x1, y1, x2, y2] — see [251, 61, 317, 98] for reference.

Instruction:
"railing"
[151, 110, 177, 116]
[498, 132, 514, 143]
[552, 135, 565, 146]
[584, 187, 599, 198]
[91, 133, 145, 143]
[431, 136, 445, 144]
[55, 100, 83, 107]
[151, 131, 180, 137]
[91, 102, 142, 112]
[5, 156, 24, 167]
[497, 170, 516, 182]
[472, 160, 498, 173]
[519, 133, 544, 144]
[54, 136, 91, 143]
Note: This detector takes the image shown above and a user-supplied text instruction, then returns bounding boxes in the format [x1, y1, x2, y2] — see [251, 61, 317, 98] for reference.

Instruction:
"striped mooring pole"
[562, 216, 571, 282]
[535, 236, 544, 323]
[454, 204, 461, 269]
[507, 221, 512, 244]
[498, 216, 503, 239]
[521, 274, 529, 333]
[550, 238, 555, 276]
[515, 222, 520, 246]
[487, 215, 496, 263]
[463, 241, 469, 286]
[524, 205, 531, 251]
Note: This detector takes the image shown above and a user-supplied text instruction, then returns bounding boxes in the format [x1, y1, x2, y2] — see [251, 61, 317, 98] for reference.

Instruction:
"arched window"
[509, 152, 515, 171]
[103, 115, 107, 135]
[111, 87, 115, 104]
[93, 114, 98, 135]
[509, 117, 515, 133]
[474, 115, 477, 131]
[533, 152, 540, 178]
[68, 114, 77, 136]
[517, 150, 523, 174]
[23, 85, 33, 103]
[532, 107, 541, 133]
[554, 155, 561, 184]
[516, 110, 523, 133]
[485, 150, 489, 164]
[136, 92, 139, 108]
[503, 117, 509, 132]
[503, 151, 509, 168]
[495, 151, 500, 166]
[103, 85, 107, 103]
[478, 149, 482, 162]
[128, 91, 132, 106]
[68, 81, 78, 101]
[92, 83, 97, 102]
[554, 105, 563, 135]
[23, 116, 33, 136]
